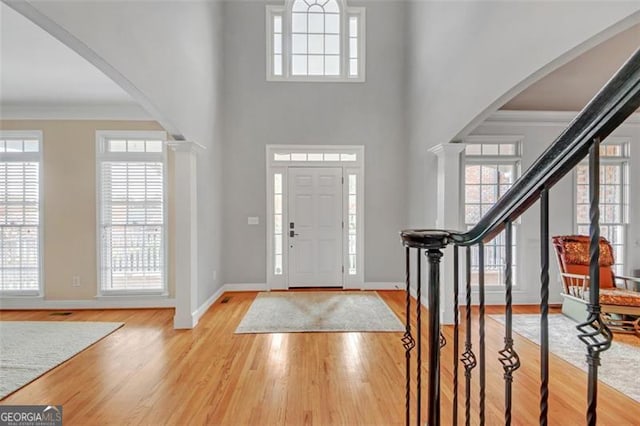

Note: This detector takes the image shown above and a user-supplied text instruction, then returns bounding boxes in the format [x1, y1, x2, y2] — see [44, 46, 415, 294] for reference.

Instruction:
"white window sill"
[0, 293, 42, 299]
[96, 292, 169, 299]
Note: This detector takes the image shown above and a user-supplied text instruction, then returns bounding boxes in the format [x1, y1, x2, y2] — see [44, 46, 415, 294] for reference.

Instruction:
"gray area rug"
[0, 321, 123, 399]
[491, 314, 639, 402]
[235, 291, 404, 334]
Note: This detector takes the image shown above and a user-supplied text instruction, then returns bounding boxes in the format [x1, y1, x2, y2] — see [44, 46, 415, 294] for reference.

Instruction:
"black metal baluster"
[416, 249, 422, 426]
[402, 247, 415, 426]
[478, 242, 486, 426]
[461, 246, 476, 426]
[427, 248, 443, 426]
[498, 221, 520, 426]
[540, 188, 550, 426]
[577, 138, 612, 426]
[453, 246, 460, 426]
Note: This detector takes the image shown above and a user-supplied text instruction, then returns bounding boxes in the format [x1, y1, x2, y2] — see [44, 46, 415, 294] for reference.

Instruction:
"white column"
[428, 143, 465, 325]
[167, 141, 199, 329]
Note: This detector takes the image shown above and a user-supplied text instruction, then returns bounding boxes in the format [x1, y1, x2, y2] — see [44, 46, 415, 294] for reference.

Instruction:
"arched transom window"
[267, 0, 365, 81]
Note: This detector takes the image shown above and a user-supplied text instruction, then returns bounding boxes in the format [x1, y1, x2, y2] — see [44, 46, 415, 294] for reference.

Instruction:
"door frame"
[266, 145, 365, 290]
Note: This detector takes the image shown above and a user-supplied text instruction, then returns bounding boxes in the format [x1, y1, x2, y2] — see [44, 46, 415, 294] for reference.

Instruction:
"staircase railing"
[400, 46, 640, 426]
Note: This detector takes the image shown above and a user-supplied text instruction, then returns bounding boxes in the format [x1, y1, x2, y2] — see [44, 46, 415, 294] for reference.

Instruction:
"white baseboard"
[362, 282, 403, 290]
[222, 283, 268, 292]
[192, 286, 225, 323]
[0, 296, 175, 310]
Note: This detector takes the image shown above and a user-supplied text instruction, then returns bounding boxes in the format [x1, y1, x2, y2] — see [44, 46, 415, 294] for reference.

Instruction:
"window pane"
[308, 153, 323, 161]
[100, 161, 165, 292]
[292, 0, 307, 12]
[324, 56, 339, 75]
[146, 140, 163, 153]
[481, 165, 497, 183]
[308, 13, 323, 33]
[6, 140, 22, 152]
[326, 13, 339, 34]
[325, 0, 339, 13]
[0, 156, 40, 292]
[325, 35, 340, 55]
[349, 59, 358, 76]
[291, 153, 307, 161]
[274, 173, 282, 193]
[274, 153, 290, 161]
[482, 144, 499, 155]
[109, 140, 127, 152]
[128, 140, 145, 152]
[324, 153, 339, 161]
[274, 34, 282, 54]
[465, 165, 480, 184]
[465, 145, 481, 155]
[23, 140, 39, 152]
[0, 141, 5, 153]
[273, 15, 282, 33]
[340, 153, 356, 161]
[465, 185, 480, 203]
[274, 54, 283, 76]
[349, 16, 358, 37]
[292, 55, 308, 75]
[308, 55, 324, 75]
[292, 34, 308, 54]
[309, 34, 324, 54]
[349, 38, 358, 58]
[274, 195, 282, 214]
[292, 12, 307, 33]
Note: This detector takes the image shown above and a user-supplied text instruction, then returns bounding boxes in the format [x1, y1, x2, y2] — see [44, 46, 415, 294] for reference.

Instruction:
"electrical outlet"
[72, 276, 81, 287]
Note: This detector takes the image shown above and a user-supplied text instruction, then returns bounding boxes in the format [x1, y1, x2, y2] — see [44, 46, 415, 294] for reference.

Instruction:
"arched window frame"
[266, 0, 365, 82]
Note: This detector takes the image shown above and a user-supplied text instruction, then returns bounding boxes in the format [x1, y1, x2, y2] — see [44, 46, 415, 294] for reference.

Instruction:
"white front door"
[288, 167, 343, 287]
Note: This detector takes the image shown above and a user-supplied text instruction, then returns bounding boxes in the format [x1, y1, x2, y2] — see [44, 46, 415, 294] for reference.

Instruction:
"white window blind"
[0, 136, 41, 294]
[97, 135, 166, 293]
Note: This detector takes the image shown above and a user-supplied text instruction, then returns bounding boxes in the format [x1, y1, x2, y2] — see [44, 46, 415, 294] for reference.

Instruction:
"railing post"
[452, 246, 460, 426]
[577, 138, 612, 426]
[427, 248, 443, 426]
[498, 221, 520, 426]
[540, 188, 550, 426]
[402, 247, 415, 426]
[478, 242, 486, 426]
[416, 249, 422, 425]
[461, 246, 476, 426]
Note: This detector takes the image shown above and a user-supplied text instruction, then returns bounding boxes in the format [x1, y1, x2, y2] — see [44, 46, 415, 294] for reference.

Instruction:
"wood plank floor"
[1, 291, 638, 425]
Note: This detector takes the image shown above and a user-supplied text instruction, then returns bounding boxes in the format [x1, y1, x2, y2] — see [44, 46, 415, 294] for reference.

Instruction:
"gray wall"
[221, 0, 408, 285]
[23, 0, 227, 306]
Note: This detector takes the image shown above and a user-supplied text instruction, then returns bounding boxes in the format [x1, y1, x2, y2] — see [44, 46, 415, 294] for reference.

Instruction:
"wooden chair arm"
[560, 272, 589, 298]
[615, 275, 640, 291]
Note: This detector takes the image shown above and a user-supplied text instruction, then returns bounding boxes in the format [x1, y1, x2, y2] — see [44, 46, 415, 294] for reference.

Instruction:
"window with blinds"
[97, 133, 166, 294]
[0, 133, 42, 295]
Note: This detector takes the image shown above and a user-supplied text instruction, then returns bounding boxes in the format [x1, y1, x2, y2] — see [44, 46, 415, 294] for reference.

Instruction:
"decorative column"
[428, 143, 465, 325]
[167, 141, 199, 329]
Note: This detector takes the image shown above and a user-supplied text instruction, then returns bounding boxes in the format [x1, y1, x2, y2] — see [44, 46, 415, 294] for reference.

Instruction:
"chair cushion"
[552, 235, 615, 267]
[600, 288, 640, 307]
[564, 264, 615, 289]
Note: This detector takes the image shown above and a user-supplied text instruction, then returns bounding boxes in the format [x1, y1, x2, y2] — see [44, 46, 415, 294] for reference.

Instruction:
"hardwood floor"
[1, 291, 638, 425]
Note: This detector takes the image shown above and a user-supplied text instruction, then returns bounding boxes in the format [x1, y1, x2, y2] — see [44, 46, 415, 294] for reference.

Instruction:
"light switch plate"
[248, 216, 259, 225]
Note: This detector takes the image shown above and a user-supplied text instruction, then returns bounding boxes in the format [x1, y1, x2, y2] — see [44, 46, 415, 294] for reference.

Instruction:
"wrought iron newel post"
[427, 248, 443, 426]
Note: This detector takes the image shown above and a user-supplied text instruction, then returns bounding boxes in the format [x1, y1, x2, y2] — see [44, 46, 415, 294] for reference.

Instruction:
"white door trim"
[266, 145, 365, 290]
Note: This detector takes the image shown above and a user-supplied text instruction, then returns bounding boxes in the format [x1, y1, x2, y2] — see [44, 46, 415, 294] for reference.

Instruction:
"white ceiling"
[503, 23, 640, 111]
[0, 3, 135, 106]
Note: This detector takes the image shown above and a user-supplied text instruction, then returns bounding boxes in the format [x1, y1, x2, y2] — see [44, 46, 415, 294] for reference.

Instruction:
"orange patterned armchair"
[552, 235, 640, 335]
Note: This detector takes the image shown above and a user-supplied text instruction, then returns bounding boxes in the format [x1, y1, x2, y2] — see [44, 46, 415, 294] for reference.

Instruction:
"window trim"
[95, 130, 168, 296]
[266, 1, 366, 82]
[0, 130, 44, 297]
[573, 137, 630, 274]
